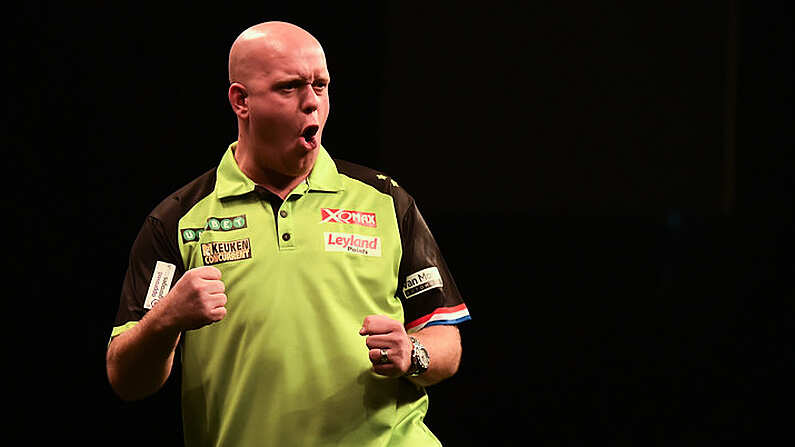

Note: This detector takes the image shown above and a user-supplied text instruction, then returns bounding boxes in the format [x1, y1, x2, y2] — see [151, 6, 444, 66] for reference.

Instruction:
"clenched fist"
[360, 315, 412, 377]
[157, 266, 227, 331]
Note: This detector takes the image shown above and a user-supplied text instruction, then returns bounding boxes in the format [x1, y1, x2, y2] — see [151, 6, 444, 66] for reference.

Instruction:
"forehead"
[241, 34, 328, 82]
[264, 45, 329, 80]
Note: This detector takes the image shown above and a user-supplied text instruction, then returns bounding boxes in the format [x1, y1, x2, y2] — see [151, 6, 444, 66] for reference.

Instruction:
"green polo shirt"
[111, 142, 470, 446]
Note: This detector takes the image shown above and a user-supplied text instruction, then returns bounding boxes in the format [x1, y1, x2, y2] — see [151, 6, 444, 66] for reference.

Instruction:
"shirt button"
[282, 233, 291, 241]
[279, 210, 288, 218]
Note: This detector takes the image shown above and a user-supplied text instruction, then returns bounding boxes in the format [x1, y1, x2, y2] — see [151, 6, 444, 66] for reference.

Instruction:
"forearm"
[106, 304, 181, 401]
[406, 325, 462, 387]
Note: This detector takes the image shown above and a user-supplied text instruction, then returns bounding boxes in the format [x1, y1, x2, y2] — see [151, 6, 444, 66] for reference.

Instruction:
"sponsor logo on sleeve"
[320, 209, 377, 228]
[201, 238, 252, 265]
[324, 232, 381, 257]
[144, 261, 176, 309]
[403, 266, 443, 299]
[182, 214, 247, 243]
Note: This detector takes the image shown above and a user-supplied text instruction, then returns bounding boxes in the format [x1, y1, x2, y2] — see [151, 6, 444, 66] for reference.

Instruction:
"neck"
[233, 140, 310, 200]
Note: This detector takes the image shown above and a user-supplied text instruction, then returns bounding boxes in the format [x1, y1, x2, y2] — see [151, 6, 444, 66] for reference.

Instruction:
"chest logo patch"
[181, 215, 247, 244]
[320, 208, 377, 228]
[324, 232, 381, 257]
[201, 238, 252, 265]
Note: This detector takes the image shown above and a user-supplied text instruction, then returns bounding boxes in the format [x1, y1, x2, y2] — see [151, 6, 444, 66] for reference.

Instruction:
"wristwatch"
[407, 336, 430, 377]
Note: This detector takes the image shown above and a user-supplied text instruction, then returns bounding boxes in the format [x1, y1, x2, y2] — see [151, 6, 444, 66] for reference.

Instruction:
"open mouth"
[301, 125, 319, 143]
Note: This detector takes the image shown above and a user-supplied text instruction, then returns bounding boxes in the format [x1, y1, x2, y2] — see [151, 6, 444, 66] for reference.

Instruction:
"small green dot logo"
[208, 218, 221, 230]
[183, 229, 196, 241]
[221, 219, 233, 231]
[233, 216, 246, 228]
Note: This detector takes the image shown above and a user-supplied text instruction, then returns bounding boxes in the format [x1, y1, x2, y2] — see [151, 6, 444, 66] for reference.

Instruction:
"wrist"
[406, 336, 430, 377]
[145, 299, 183, 337]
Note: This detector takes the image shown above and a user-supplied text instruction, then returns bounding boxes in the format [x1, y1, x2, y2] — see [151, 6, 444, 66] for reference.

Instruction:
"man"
[107, 21, 470, 446]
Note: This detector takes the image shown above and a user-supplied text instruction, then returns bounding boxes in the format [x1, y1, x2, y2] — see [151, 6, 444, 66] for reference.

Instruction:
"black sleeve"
[396, 195, 471, 333]
[111, 215, 185, 337]
[330, 159, 471, 332]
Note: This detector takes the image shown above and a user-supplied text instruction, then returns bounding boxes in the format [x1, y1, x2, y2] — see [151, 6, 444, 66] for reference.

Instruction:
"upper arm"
[111, 216, 184, 341]
[394, 194, 471, 333]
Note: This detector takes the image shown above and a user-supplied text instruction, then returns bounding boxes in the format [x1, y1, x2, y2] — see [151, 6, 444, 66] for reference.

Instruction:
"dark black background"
[11, 2, 792, 445]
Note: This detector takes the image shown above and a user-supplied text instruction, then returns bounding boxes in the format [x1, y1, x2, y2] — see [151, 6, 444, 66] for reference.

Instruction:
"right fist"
[158, 266, 227, 331]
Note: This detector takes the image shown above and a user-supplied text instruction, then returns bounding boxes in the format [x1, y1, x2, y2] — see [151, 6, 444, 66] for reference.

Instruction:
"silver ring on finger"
[378, 348, 390, 364]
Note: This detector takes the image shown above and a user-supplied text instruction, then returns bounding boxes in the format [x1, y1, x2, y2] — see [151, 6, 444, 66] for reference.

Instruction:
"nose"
[300, 85, 319, 114]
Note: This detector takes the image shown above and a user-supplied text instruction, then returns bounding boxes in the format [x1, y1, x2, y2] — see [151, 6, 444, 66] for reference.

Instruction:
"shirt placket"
[276, 182, 308, 251]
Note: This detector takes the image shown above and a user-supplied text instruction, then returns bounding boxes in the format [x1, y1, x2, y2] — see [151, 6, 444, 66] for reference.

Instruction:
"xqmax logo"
[320, 209, 377, 228]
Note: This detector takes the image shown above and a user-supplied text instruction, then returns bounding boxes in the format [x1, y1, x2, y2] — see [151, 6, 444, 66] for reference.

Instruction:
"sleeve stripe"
[405, 303, 470, 333]
[110, 321, 139, 340]
[108, 321, 139, 347]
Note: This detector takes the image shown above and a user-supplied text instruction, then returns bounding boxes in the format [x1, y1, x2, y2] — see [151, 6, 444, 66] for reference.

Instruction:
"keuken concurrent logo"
[201, 238, 252, 265]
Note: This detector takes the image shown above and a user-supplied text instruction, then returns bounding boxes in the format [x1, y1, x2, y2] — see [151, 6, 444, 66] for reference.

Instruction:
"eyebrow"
[275, 77, 307, 88]
[274, 73, 330, 85]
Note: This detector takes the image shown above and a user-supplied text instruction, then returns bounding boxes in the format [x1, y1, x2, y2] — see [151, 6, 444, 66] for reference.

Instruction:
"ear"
[228, 82, 249, 119]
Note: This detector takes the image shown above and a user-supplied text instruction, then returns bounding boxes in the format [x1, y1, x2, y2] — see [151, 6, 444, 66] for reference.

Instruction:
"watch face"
[409, 336, 430, 376]
[417, 347, 430, 369]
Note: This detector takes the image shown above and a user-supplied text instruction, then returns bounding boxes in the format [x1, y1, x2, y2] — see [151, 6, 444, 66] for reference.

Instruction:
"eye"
[312, 80, 328, 93]
[278, 80, 303, 93]
[280, 84, 297, 93]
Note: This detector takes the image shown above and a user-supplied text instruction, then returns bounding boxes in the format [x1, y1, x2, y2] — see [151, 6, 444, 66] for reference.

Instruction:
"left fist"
[360, 315, 412, 377]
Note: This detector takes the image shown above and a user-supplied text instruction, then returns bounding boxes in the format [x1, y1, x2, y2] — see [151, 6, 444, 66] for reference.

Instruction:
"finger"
[365, 334, 395, 350]
[367, 348, 392, 365]
[209, 306, 227, 322]
[203, 279, 226, 294]
[193, 265, 222, 280]
[360, 315, 401, 335]
[208, 293, 227, 308]
[370, 353, 402, 377]
[367, 348, 382, 364]
[373, 363, 400, 377]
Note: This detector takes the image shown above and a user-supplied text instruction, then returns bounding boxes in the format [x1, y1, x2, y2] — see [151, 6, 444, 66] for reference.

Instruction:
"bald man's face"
[231, 33, 330, 177]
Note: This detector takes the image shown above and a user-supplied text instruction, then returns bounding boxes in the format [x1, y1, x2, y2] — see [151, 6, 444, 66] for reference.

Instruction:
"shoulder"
[333, 158, 414, 217]
[149, 167, 217, 227]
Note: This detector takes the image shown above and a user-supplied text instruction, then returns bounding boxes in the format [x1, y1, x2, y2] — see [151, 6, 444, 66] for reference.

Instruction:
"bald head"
[226, 21, 331, 187]
[228, 21, 325, 85]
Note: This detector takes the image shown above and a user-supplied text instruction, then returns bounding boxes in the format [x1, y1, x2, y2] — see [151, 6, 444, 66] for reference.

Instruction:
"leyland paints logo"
[324, 232, 381, 257]
[320, 208, 377, 228]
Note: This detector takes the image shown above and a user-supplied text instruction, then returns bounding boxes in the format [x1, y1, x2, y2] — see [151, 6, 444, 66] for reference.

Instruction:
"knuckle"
[389, 334, 403, 346]
[188, 275, 204, 289]
[203, 301, 215, 314]
[192, 265, 221, 279]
